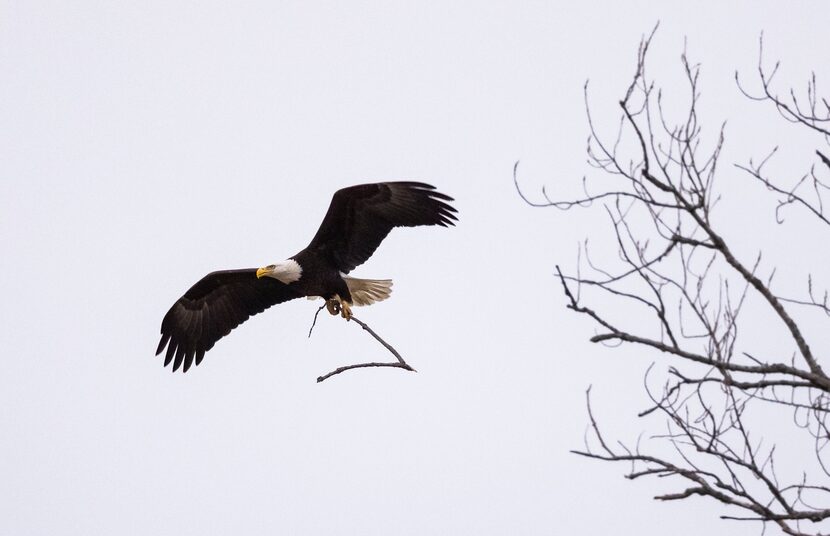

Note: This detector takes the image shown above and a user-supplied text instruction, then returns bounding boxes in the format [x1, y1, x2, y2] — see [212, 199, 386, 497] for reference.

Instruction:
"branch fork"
[307, 302, 417, 383]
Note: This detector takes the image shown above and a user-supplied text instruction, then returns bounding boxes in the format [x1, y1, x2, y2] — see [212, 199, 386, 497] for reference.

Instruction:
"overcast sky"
[2, 2, 829, 535]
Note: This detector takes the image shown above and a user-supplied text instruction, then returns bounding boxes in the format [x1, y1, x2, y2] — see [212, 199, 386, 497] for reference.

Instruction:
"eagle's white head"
[256, 259, 303, 284]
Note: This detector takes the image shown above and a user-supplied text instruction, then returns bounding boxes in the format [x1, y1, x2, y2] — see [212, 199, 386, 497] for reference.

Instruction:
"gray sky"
[2, 1, 829, 534]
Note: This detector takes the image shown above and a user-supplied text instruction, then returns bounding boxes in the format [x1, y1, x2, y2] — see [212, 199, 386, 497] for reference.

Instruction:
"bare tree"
[516, 27, 830, 535]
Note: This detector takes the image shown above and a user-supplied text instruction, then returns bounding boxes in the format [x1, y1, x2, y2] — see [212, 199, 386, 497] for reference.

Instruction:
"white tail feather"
[343, 276, 393, 306]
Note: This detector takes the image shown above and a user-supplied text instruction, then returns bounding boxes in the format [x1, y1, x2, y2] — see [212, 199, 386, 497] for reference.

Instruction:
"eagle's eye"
[267, 265, 276, 270]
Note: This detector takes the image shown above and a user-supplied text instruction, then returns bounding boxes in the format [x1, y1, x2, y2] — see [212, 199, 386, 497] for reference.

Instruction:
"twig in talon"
[307, 303, 327, 338]
[316, 314, 416, 383]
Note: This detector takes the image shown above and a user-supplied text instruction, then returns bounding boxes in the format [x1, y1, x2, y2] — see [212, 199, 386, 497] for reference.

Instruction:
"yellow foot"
[340, 300, 352, 321]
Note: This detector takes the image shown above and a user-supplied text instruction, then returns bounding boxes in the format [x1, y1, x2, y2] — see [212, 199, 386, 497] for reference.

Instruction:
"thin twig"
[307, 303, 326, 338]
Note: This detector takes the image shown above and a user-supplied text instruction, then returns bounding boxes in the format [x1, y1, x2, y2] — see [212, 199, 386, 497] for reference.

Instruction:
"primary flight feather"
[156, 182, 457, 372]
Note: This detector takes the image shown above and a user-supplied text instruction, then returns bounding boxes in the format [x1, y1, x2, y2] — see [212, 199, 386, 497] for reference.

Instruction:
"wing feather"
[156, 333, 171, 356]
[164, 340, 177, 367]
[306, 182, 457, 273]
[173, 345, 186, 372]
[155, 269, 301, 372]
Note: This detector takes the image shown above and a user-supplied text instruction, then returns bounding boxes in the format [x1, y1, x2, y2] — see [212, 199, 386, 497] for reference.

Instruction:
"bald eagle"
[155, 182, 457, 372]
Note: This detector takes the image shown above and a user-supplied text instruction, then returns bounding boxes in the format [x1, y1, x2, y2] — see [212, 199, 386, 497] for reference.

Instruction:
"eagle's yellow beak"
[256, 267, 269, 279]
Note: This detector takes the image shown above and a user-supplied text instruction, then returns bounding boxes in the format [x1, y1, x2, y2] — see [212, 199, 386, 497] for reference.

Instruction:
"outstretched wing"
[306, 182, 457, 273]
[155, 269, 301, 372]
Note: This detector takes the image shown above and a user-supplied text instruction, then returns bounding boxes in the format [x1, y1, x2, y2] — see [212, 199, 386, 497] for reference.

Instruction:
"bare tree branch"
[736, 34, 830, 232]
